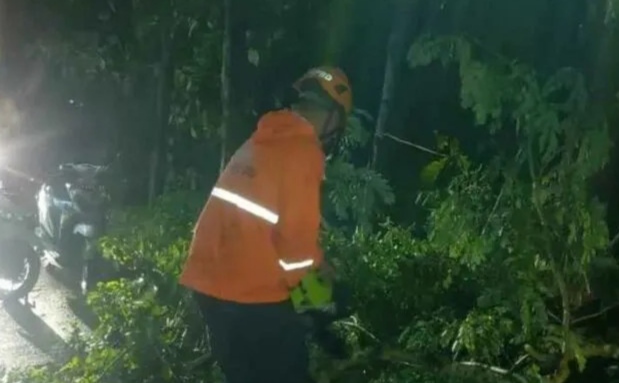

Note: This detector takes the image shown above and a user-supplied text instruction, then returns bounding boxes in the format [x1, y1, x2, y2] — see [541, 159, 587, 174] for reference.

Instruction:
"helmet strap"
[295, 90, 346, 156]
[319, 108, 345, 157]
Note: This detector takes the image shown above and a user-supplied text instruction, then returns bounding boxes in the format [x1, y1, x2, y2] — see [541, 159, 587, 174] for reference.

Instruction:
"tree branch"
[458, 361, 528, 383]
[508, 354, 529, 374]
[338, 318, 380, 343]
[572, 301, 619, 325]
[319, 346, 526, 383]
[481, 184, 504, 235]
[382, 132, 446, 157]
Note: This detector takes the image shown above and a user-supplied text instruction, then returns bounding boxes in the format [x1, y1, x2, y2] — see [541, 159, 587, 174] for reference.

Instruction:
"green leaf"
[420, 157, 448, 186]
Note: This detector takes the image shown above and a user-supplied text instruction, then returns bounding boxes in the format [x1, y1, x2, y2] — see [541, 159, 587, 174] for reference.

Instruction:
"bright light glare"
[0, 278, 19, 291]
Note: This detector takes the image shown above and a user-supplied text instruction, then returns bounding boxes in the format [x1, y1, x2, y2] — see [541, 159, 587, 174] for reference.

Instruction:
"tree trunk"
[588, 0, 618, 106]
[369, 0, 417, 171]
[219, 0, 232, 173]
[588, 0, 619, 232]
[148, 25, 173, 204]
[0, 0, 7, 91]
[361, 0, 417, 229]
[0, 0, 4, 59]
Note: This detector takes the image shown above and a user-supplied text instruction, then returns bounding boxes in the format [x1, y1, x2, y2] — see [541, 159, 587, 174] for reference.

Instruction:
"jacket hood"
[252, 109, 318, 143]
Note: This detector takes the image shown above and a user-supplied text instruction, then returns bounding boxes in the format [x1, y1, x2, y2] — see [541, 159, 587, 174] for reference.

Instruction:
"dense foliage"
[2, 0, 619, 382]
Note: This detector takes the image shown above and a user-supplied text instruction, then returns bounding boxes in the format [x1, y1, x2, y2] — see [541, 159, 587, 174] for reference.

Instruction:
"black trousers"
[195, 293, 314, 383]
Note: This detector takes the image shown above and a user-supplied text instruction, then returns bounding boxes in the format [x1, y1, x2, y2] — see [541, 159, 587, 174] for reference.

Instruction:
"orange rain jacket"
[179, 109, 325, 304]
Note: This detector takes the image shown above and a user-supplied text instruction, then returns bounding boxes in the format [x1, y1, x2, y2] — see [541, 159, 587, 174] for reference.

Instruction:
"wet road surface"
[0, 264, 93, 371]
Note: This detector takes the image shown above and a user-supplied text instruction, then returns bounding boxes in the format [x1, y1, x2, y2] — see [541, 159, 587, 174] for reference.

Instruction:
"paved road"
[0, 264, 92, 371]
[0, 193, 94, 372]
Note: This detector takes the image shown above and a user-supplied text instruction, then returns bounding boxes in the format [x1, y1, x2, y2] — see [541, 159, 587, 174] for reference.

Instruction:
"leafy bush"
[5, 191, 220, 383]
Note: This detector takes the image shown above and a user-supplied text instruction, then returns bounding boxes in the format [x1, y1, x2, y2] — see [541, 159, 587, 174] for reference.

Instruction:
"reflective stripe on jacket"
[179, 109, 325, 303]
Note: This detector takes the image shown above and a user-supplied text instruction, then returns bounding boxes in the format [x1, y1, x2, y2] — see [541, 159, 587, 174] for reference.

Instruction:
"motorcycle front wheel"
[0, 239, 41, 301]
[79, 237, 97, 296]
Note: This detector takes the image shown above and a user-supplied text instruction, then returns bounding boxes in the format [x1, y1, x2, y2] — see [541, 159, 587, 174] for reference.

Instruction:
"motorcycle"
[0, 184, 41, 302]
[35, 162, 110, 295]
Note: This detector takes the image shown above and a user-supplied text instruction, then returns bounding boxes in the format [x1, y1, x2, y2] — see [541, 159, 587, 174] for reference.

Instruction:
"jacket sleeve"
[273, 141, 325, 288]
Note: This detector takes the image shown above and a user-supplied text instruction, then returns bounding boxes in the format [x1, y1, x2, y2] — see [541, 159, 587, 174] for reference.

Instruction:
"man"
[179, 66, 353, 383]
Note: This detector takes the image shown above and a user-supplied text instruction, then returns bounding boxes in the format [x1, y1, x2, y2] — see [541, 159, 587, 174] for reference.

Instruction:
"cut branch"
[458, 361, 527, 383]
[318, 346, 526, 383]
[549, 343, 619, 383]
